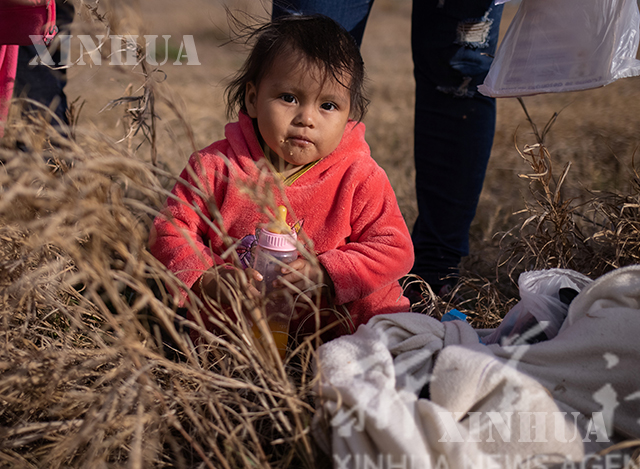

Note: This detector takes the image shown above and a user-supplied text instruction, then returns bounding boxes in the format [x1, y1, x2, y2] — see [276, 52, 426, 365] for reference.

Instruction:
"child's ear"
[245, 82, 258, 118]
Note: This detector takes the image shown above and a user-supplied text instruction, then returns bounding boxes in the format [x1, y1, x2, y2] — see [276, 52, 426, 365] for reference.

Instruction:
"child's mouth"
[286, 136, 313, 147]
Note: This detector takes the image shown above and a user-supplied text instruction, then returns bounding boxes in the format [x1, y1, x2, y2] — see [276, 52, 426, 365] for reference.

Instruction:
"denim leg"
[410, 0, 503, 285]
[272, 0, 374, 46]
[14, 45, 69, 125]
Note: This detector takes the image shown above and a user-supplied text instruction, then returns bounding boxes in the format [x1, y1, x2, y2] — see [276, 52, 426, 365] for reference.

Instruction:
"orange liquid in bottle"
[252, 319, 289, 359]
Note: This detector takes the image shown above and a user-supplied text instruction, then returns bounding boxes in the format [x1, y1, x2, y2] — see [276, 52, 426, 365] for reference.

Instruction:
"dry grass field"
[1, 0, 640, 467]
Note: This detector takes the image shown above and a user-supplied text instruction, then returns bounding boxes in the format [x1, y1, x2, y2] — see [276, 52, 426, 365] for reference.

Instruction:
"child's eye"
[280, 94, 296, 103]
[321, 102, 337, 111]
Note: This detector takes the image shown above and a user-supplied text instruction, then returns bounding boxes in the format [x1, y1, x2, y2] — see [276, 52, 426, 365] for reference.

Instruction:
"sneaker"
[403, 278, 461, 312]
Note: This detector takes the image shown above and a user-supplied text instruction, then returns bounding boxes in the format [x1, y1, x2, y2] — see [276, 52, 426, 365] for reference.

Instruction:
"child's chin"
[283, 153, 322, 166]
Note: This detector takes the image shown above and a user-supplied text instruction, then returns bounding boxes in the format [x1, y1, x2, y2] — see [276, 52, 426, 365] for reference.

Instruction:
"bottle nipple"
[268, 205, 289, 234]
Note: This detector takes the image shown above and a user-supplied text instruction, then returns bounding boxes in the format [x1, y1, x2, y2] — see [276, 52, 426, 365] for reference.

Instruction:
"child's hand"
[276, 258, 334, 300]
[197, 264, 262, 305]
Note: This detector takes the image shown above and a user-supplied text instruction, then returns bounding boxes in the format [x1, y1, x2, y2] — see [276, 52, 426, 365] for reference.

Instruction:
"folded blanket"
[315, 266, 640, 467]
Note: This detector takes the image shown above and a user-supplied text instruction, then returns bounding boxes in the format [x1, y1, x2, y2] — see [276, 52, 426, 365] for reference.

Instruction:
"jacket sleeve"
[149, 151, 226, 295]
[317, 167, 413, 306]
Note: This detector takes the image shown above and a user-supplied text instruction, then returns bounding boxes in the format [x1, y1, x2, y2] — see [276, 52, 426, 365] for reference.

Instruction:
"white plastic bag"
[479, 0, 640, 97]
[481, 269, 593, 345]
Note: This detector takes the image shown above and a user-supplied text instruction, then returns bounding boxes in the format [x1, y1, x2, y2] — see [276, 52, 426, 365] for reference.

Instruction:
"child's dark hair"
[225, 14, 369, 121]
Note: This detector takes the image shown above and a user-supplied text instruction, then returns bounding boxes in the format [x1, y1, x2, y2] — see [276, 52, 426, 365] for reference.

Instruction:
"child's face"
[245, 51, 352, 167]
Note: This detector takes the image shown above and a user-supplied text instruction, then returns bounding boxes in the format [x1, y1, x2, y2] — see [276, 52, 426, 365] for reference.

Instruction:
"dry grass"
[492, 100, 640, 281]
[2, 0, 640, 467]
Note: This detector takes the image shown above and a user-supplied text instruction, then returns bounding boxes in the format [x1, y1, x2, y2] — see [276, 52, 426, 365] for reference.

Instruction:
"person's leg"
[272, 0, 374, 47]
[13, 0, 75, 127]
[0, 45, 20, 136]
[410, 0, 503, 288]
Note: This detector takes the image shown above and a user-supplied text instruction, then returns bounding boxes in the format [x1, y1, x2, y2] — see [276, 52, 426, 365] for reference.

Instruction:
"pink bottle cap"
[257, 229, 297, 252]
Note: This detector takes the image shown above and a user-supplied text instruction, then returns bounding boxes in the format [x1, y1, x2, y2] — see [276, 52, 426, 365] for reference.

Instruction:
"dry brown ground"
[66, 0, 640, 282]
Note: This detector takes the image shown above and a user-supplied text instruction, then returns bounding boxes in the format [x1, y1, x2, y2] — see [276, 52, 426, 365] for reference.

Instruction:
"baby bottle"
[252, 206, 298, 358]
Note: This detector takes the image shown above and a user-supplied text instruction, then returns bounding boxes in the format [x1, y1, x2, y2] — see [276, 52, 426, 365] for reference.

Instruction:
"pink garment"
[0, 0, 57, 46]
[0, 45, 19, 128]
[151, 112, 413, 338]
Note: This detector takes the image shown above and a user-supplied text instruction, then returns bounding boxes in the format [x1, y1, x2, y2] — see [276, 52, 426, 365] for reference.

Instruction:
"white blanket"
[314, 266, 640, 468]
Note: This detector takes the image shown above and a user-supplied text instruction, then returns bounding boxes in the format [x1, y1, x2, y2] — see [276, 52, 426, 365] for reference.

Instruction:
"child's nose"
[293, 106, 315, 127]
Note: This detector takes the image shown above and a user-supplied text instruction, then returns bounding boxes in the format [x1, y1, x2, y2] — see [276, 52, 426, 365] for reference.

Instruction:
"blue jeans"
[273, 0, 503, 286]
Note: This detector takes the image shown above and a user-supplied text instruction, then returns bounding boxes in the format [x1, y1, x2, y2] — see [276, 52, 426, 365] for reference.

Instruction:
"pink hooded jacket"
[150, 112, 413, 338]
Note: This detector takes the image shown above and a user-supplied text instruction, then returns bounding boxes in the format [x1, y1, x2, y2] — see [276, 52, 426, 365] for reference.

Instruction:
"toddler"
[150, 14, 413, 340]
